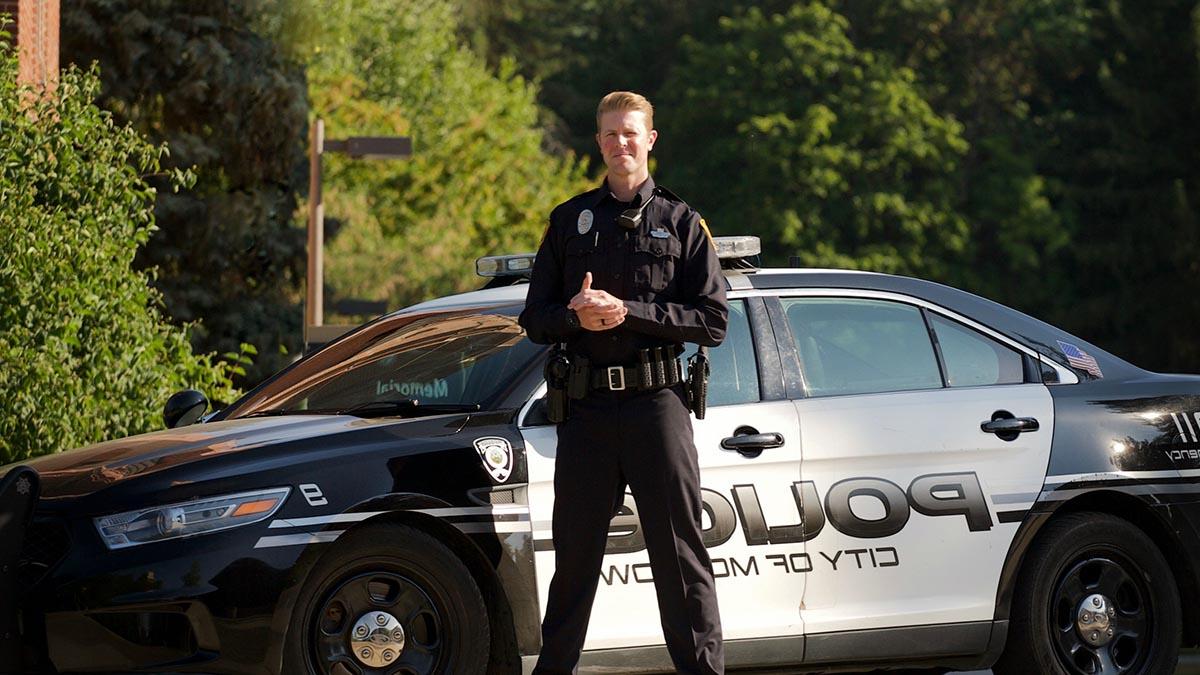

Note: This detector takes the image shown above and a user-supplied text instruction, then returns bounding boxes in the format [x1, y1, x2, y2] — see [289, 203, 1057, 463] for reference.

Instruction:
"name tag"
[650, 229, 670, 239]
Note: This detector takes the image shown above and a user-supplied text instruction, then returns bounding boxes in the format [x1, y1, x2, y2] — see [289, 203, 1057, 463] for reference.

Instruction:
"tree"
[453, 0, 792, 165]
[658, 4, 971, 278]
[1033, 0, 1200, 371]
[61, 0, 310, 384]
[833, 0, 1074, 311]
[0, 44, 240, 463]
[256, 0, 590, 314]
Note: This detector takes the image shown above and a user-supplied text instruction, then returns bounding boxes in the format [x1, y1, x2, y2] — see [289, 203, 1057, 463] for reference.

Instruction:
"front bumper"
[4, 491, 315, 674]
[0, 466, 40, 674]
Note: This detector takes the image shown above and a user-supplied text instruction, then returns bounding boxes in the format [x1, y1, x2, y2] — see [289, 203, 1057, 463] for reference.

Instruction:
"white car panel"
[523, 398, 804, 650]
[796, 384, 1054, 634]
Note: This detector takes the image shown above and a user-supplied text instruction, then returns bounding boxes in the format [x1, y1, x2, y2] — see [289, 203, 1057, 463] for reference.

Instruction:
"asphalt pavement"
[946, 649, 1200, 675]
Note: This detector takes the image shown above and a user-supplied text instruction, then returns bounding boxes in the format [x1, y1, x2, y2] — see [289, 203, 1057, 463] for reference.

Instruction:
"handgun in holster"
[544, 346, 571, 424]
[686, 346, 710, 419]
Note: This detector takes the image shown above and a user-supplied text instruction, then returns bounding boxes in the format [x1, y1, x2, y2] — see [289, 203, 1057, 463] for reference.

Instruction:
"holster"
[686, 347, 710, 419]
[544, 346, 571, 424]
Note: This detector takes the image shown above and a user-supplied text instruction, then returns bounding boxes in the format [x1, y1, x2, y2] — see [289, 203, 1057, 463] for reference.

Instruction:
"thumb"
[581, 272, 592, 291]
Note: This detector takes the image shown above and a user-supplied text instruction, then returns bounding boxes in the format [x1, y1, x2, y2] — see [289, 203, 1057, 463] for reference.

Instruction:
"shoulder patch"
[698, 217, 715, 249]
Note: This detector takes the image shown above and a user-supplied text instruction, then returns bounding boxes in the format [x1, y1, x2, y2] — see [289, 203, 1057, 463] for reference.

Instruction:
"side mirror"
[164, 389, 209, 429]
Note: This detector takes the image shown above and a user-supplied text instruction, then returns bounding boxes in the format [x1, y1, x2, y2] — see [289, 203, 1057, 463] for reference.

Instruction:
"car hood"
[15, 414, 469, 502]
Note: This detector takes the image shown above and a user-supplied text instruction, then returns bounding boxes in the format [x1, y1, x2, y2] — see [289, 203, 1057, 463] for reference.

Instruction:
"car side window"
[782, 297, 942, 397]
[928, 313, 1025, 387]
[683, 299, 759, 406]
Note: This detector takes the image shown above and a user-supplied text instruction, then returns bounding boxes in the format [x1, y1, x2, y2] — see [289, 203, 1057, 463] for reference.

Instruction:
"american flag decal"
[1056, 340, 1103, 378]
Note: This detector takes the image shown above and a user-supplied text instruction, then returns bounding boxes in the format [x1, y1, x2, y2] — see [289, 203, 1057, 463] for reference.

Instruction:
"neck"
[606, 171, 649, 202]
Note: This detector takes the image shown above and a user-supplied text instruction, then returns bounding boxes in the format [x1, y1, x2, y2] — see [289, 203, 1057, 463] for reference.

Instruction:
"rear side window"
[782, 298, 942, 397]
[928, 313, 1024, 387]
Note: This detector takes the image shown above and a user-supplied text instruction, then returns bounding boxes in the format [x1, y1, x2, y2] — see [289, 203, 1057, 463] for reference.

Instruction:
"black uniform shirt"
[519, 177, 728, 366]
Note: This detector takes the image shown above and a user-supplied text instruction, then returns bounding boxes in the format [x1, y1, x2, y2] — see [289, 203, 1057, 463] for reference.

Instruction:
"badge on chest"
[577, 209, 594, 235]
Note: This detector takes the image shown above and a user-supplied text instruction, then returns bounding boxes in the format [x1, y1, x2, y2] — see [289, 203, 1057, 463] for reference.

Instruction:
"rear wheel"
[995, 512, 1180, 675]
[285, 524, 489, 675]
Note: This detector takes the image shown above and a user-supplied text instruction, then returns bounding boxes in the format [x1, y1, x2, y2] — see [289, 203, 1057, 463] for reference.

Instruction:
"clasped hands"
[569, 272, 627, 331]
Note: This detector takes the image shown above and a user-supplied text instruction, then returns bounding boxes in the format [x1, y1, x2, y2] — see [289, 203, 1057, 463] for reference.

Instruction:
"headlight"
[94, 487, 290, 550]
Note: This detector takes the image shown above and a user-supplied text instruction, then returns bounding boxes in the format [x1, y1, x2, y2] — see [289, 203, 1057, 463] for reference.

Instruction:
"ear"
[595, 132, 602, 150]
[647, 128, 658, 152]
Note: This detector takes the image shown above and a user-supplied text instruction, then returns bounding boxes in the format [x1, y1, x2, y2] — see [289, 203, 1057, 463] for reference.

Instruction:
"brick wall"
[3, 0, 59, 89]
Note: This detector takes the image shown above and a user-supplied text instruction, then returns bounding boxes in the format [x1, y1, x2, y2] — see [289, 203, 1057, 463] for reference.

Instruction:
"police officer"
[519, 91, 727, 675]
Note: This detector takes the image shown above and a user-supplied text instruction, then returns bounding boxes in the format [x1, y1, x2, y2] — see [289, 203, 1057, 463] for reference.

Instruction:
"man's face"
[596, 110, 657, 179]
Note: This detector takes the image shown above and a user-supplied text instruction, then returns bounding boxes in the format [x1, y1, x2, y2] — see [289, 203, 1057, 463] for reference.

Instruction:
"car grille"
[18, 518, 70, 588]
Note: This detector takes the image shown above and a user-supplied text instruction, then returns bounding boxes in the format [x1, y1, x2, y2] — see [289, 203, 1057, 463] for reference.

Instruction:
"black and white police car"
[2, 236, 1197, 675]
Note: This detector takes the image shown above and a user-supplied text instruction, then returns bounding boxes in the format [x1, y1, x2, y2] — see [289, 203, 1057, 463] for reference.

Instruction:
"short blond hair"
[596, 91, 654, 130]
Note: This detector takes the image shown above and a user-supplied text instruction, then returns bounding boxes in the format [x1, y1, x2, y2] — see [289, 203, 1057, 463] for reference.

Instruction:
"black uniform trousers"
[534, 383, 724, 675]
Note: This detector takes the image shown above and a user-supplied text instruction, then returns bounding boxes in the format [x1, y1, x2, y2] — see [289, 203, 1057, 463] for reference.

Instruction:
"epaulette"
[569, 185, 606, 205]
[652, 185, 685, 203]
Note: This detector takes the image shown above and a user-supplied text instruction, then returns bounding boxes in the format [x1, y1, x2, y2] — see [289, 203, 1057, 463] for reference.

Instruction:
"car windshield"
[226, 307, 545, 418]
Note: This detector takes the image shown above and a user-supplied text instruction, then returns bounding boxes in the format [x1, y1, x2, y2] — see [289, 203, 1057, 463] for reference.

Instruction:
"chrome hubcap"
[1076, 593, 1115, 647]
[349, 611, 405, 668]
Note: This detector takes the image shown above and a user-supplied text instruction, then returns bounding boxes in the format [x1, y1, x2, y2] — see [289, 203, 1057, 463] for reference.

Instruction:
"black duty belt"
[590, 358, 683, 392]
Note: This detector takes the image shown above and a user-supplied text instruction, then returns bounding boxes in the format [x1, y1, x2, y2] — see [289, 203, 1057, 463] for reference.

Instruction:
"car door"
[766, 291, 1054, 641]
[520, 296, 805, 652]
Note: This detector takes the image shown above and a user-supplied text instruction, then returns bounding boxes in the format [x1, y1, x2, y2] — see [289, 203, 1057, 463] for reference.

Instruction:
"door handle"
[981, 410, 1039, 441]
[721, 427, 785, 458]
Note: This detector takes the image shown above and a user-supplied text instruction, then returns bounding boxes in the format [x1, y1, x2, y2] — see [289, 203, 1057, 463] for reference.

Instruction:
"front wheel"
[995, 512, 1181, 675]
[285, 523, 490, 675]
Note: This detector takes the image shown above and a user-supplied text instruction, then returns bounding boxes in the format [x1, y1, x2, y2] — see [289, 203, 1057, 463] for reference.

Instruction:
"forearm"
[623, 298, 727, 347]
[519, 301, 578, 344]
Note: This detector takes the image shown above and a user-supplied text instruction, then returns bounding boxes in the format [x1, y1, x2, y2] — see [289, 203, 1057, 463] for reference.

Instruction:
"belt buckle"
[607, 366, 626, 391]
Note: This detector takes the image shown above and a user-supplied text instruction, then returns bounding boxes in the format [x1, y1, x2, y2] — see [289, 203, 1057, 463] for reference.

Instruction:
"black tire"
[284, 523, 489, 675]
[995, 512, 1181, 675]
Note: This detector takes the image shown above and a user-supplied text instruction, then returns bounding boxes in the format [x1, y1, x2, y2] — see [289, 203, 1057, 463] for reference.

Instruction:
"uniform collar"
[592, 175, 656, 208]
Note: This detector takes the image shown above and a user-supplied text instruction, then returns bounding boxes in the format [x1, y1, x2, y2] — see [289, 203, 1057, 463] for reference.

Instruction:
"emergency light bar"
[476, 254, 536, 277]
[713, 236, 760, 259]
[475, 236, 762, 279]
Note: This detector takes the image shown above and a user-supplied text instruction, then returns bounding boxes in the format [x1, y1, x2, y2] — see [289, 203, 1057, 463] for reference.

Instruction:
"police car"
[2, 236, 1196, 674]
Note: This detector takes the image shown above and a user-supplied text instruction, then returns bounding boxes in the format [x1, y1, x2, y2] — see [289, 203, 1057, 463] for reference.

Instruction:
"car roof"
[397, 268, 1144, 379]
[401, 268, 888, 313]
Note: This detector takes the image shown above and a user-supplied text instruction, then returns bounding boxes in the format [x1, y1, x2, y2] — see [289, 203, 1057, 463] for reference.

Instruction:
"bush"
[0, 43, 240, 464]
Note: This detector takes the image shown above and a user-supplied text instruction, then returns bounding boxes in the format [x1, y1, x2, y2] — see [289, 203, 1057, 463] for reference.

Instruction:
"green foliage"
[659, 4, 971, 277]
[462, 0, 1200, 372]
[0, 49, 240, 464]
[61, 0, 310, 384]
[834, 0, 1071, 309]
[454, 0, 783, 164]
[1034, 0, 1200, 371]
[259, 0, 591, 315]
